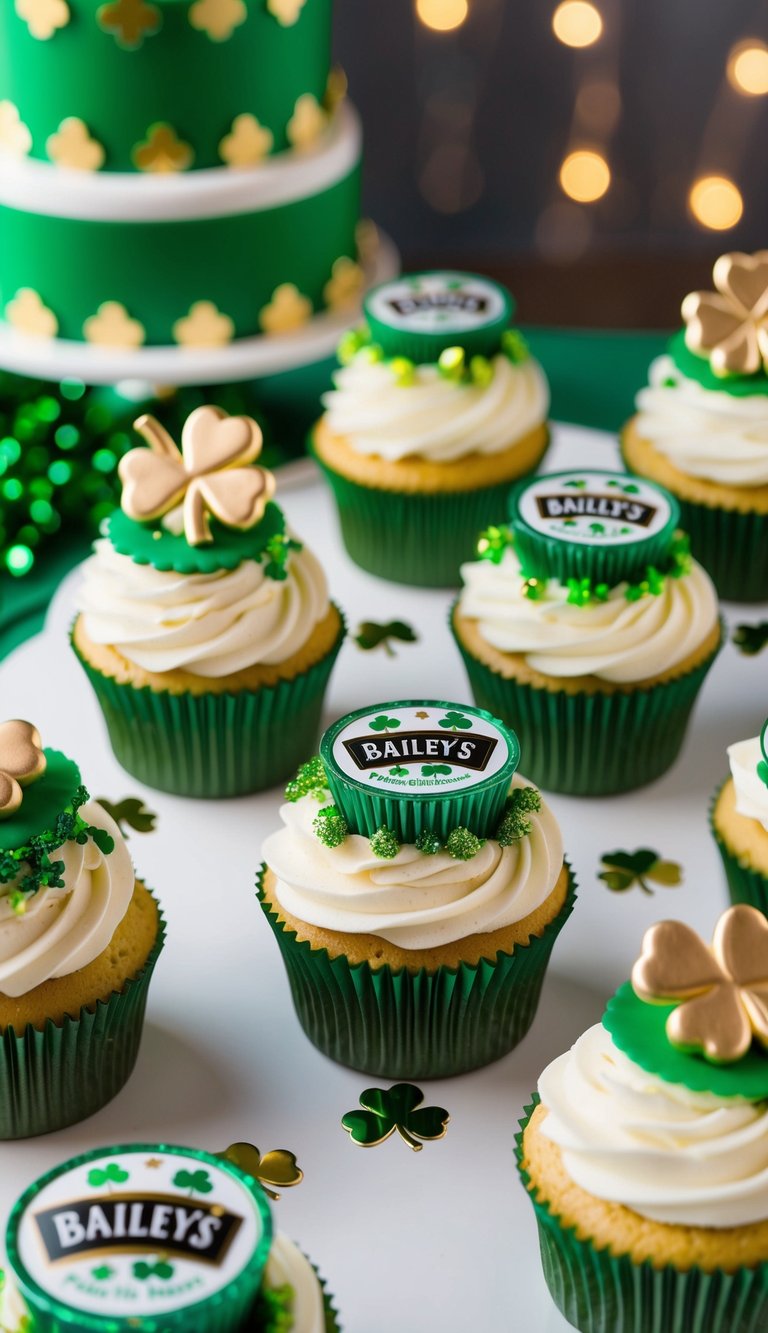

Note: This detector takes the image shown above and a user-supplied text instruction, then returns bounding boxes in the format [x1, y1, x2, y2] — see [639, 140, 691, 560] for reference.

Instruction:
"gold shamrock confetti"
[219, 1142, 303, 1200]
[133, 123, 193, 173]
[324, 256, 364, 311]
[83, 301, 145, 349]
[286, 94, 327, 151]
[267, 0, 307, 25]
[219, 113, 274, 167]
[0, 721, 47, 820]
[120, 405, 275, 545]
[15, 0, 70, 39]
[6, 289, 58, 339]
[189, 0, 246, 41]
[259, 283, 312, 334]
[46, 118, 105, 171]
[97, 0, 161, 48]
[632, 905, 768, 1063]
[173, 301, 235, 348]
[0, 101, 32, 158]
[682, 251, 768, 377]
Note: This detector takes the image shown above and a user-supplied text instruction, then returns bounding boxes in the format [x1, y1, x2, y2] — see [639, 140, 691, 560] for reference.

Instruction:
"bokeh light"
[688, 175, 744, 230]
[559, 149, 611, 202]
[552, 1, 602, 48]
[416, 0, 469, 32]
[727, 40, 768, 96]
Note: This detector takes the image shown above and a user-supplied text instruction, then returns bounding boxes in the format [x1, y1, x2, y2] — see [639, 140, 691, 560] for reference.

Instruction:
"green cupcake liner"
[71, 612, 345, 798]
[311, 433, 550, 588]
[0, 896, 165, 1140]
[452, 608, 723, 796]
[710, 784, 768, 914]
[515, 1099, 768, 1333]
[620, 437, 768, 602]
[257, 862, 576, 1079]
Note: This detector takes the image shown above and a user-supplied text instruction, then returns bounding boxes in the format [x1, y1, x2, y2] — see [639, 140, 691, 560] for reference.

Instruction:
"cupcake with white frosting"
[0, 720, 163, 1138]
[72, 404, 344, 797]
[312, 271, 550, 587]
[518, 906, 768, 1333]
[259, 699, 575, 1078]
[712, 719, 768, 914]
[622, 250, 768, 601]
[452, 469, 722, 794]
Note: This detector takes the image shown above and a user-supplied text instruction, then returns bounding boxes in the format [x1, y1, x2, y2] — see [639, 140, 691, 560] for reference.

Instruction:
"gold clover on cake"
[219, 114, 274, 167]
[324, 256, 364, 311]
[173, 301, 235, 348]
[287, 94, 328, 151]
[6, 289, 58, 339]
[15, 0, 70, 39]
[633, 905, 768, 1063]
[133, 123, 194, 173]
[267, 0, 307, 25]
[0, 102, 32, 158]
[120, 406, 276, 546]
[46, 118, 105, 171]
[189, 0, 247, 41]
[97, 0, 161, 47]
[682, 251, 768, 377]
[259, 283, 313, 334]
[83, 301, 145, 349]
[0, 721, 47, 820]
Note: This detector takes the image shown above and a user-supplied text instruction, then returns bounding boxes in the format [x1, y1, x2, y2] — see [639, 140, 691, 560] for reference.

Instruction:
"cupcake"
[1, 1141, 338, 1332]
[259, 699, 575, 1078]
[622, 250, 768, 601]
[311, 271, 550, 587]
[72, 405, 345, 798]
[0, 720, 163, 1138]
[517, 905, 768, 1333]
[452, 468, 722, 795]
[712, 718, 768, 914]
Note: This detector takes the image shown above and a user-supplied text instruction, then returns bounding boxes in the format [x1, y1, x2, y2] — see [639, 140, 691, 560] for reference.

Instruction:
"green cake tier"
[0, 0, 336, 173]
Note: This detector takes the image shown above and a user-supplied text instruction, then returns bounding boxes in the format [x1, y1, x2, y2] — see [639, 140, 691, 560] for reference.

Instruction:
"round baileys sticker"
[363, 272, 514, 362]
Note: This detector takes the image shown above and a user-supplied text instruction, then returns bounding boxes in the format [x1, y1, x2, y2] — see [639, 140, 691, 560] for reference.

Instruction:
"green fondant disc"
[604, 981, 768, 1100]
[107, 501, 286, 573]
[0, 750, 81, 852]
[363, 272, 515, 363]
[668, 330, 768, 397]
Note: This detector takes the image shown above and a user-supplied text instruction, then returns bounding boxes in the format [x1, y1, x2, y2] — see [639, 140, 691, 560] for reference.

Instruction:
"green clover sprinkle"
[342, 1082, 450, 1151]
[369, 715, 401, 732]
[733, 621, 768, 656]
[285, 756, 328, 803]
[358, 343, 384, 364]
[389, 766, 409, 777]
[391, 357, 416, 386]
[370, 826, 400, 859]
[439, 711, 472, 730]
[91, 1266, 114, 1281]
[598, 848, 683, 895]
[263, 533, 302, 582]
[353, 620, 418, 656]
[95, 796, 157, 837]
[501, 329, 529, 364]
[421, 764, 452, 776]
[87, 1164, 129, 1189]
[253, 1282, 294, 1333]
[438, 346, 466, 381]
[337, 328, 370, 365]
[566, 577, 609, 607]
[470, 355, 494, 387]
[313, 806, 349, 849]
[133, 1260, 175, 1281]
[477, 525, 514, 563]
[415, 830, 441, 855]
[172, 1168, 213, 1196]
[496, 786, 541, 846]
[445, 827, 485, 860]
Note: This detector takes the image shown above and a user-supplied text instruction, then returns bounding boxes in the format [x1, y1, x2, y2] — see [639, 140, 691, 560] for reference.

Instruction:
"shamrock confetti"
[599, 848, 683, 896]
[353, 620, 418, 657]
[368, 715, 401, 733]
[172, 1168, 213, 1195]
[439, 712, 472, 730]
[87, 1164, 129, 1189]
[219, 1142, 303, 1201]
[342, 1083, 450, 1152]
[733, 621, 768, 656]
[95, 796, 157, 837]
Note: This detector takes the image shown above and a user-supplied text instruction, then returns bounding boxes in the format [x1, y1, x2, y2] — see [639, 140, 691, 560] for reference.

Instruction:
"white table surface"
[0, 423, 766, 1333]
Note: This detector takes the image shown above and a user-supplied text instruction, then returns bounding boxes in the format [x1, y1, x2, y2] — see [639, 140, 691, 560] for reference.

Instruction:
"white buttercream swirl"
[728, 736, 768, 834]
[0, 801, 134, 998]
[537, 1023, 768, 1228]
[635, 354, 768, 487]
[76, 538, 330, 677]
[321, 353, 549, 462]
[263, 776, 564, 950]
[457, 545, 718, 684]
[265, 1234, 325, 1333]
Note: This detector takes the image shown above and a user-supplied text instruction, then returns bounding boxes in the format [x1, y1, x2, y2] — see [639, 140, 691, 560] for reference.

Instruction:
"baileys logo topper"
[517, 472, 673, 547]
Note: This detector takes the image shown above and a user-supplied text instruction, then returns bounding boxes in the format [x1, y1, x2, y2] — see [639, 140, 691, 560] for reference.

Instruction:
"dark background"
[335, 0, 768, 326]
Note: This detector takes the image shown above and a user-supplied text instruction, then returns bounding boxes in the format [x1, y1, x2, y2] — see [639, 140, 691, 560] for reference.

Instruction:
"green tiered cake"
[0, 0, 395, 425]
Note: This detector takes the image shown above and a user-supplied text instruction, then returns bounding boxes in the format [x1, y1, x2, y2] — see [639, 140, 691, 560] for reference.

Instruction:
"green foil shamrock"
[599, 848, 683, 895]
[342, 1083, 450, 1152]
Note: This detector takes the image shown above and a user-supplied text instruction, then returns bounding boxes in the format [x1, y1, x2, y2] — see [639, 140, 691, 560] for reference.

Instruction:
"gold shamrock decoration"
[219, 1142, 303, 1201]
[15, 0, 70, 39]
[682, 251, 768, 377]
[286, 94, 327, 151]
[219, 114, 274, 167]
[0, 721, 47, 820]
[120, 405, 275, 545]
[6, 289, 58, 339]
[324, 256, 364, 312]
[0, 101, 32, 158]
[97, 0, 161, 48]
[133, 123, 193, 173]
[259, 283, 312, 334]
[189, 0, 246, 41]
[83, 301, 145, 349]
[267, 0, 307, 25]
[47, 118, 105, 171]
[173, 301, 235, 348]
[632, 905, 768, 1063]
